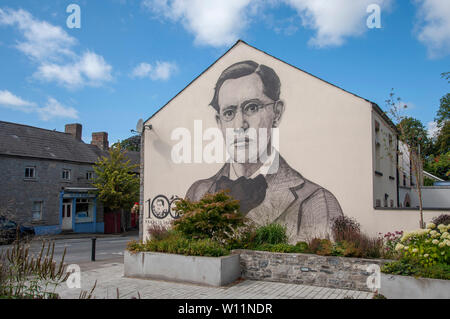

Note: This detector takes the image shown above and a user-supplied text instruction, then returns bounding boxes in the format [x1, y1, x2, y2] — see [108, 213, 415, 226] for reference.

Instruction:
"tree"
[424, 152, 450, 181]
[435, 93, 449, 128]
[397, 117, 432, 158]
[92, 144, 139, 232]
[112, 135, 141, 152]
[385, 89, 425, 228]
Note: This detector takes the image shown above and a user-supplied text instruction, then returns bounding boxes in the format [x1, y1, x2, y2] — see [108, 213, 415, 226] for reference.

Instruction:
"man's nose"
[233, 110, 249, 132]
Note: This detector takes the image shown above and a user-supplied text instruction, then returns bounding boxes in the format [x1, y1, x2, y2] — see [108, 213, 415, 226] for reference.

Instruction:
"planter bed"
[380, 273, 450, 299]
[233, 249, 389, 292]
[124, 250, 241, 287]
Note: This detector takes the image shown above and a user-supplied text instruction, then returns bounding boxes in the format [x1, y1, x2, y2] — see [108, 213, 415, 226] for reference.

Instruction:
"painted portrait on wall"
[185, 60, 344, 242]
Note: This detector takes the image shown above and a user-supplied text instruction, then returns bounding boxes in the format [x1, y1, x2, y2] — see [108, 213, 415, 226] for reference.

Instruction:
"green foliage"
[92, 144, 139, 211]
[424, 152, 450, 181]
[398, 117, 432, 157]
[127, 232, 229, 257]
[394, 223, 449, 268]
[253, 243, 308, 254]
[253, 223, 288, 246]
[308, 238, 333, 256]
[112, 135, 141, 152]
[435, 93, 449, 128]
[382, 259, 450, 280]
[172, 191, 246, 243]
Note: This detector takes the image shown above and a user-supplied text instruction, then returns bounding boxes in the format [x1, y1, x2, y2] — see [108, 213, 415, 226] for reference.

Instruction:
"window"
[62, 169, 71, 180]
[25, 167, 35, 178]
[32, 201, 43, 221]
[86, 171, 94, 180]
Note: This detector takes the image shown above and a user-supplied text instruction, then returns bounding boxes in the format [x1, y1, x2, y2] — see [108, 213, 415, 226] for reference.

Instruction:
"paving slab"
[55, 263, 374, 299]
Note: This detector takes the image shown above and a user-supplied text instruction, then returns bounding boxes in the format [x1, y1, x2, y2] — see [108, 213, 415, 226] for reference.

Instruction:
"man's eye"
[244, 103, 259, 113]
[223, 110, 235, 118]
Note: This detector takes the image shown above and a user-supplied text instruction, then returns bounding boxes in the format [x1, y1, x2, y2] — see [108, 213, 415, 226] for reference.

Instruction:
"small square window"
[62, 169, 71, 180]
[86, 171, 94, 180]
[32, 201, 43, 221]
[25, 167, 35, 178]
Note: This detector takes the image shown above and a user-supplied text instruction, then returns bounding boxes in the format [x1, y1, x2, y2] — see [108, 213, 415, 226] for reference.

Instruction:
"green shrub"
[253, 223, 288, 246]
[308, 238, 333, 256]
[382, 259, 450, 280]
[253, 243, 308, 253]
[172, 191, 246, 243]
[394, 223, 449, 268]
[295, 241, 309, 252]
[127, 232, 229, 257]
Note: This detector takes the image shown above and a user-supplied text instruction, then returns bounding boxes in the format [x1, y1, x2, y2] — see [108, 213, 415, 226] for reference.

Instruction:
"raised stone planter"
[233, 249, 389, 292]
[124, 251, 241, 287]
[380, 273, 450, 299]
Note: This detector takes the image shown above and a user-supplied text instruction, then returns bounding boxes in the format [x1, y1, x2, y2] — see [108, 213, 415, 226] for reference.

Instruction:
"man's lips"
[232, 137, 253, 146]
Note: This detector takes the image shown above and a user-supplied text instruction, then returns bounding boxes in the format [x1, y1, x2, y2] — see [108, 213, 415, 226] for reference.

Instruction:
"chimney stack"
[91, 132, 109, 151]
[65, 123, 82, 141]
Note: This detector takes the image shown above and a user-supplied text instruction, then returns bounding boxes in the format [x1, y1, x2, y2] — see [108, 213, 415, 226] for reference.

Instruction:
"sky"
[0, 0, 449, 144]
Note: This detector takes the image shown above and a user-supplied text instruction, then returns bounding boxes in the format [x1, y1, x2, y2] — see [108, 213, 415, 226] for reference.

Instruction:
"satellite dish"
[136, 119, 144, 134]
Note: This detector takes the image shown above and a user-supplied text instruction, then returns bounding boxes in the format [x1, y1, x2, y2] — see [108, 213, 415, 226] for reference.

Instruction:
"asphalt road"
[0, 235, 138, 266]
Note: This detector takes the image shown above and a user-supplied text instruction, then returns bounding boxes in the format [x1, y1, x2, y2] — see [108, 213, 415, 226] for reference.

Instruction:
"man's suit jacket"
[185, 155, 343, 243]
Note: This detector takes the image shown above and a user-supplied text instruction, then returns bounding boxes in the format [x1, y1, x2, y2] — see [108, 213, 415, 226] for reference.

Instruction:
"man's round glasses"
[219, 100, 276, 122]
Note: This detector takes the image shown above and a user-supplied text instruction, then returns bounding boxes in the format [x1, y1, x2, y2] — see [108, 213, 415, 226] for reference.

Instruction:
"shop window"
[75, 198, 94, 223]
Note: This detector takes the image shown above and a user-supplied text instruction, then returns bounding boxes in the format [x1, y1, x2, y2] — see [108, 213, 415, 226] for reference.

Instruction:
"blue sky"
[0, 0, 449, 143]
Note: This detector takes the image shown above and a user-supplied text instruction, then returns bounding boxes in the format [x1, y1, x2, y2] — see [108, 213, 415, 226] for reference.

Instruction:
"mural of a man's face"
[216, 73, 284, 163]
[155, 199, 165, 214]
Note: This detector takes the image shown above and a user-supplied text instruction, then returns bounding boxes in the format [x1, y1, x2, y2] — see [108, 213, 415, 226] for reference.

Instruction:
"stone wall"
[0, 156, 103, 227]
[233, 249, 389, 292]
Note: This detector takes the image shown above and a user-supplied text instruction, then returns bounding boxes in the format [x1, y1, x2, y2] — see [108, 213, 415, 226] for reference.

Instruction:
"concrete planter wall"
[124, 251, 241, 287]
[380, 273, 450, 299]
[233, 249, 388, 292]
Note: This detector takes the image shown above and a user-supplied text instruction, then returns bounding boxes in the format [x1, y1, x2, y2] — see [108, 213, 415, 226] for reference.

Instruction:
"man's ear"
[273, 100, 285, 127]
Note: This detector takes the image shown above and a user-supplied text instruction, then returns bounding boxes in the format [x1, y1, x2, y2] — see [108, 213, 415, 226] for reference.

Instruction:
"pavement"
[55, 262, 375, 299]
[33, 230, 139, 241]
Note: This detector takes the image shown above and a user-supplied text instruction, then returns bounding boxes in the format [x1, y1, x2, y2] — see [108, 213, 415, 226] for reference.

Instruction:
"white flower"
[432, 239, 439, 245]
[424, 254, 429, 258]
[412, 248, 419, 253]
[437, 224, 446, 231]
[441, 232, 449, 239]
[395, 243, 404, 251]
[426, 223, 436, 229]
[439, 242, 445, 248]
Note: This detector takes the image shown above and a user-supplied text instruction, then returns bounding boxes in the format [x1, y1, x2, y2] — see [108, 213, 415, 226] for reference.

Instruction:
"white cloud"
[37, 97, 79, 121]
[142, 0, 391, 48]
[427, 121, 440, 138]
[0, 8, 112, 89]
[131, 62, 153, 78]
[142, 0, 256, 47]
[0, 90, 78, 121]
[414, 0, 450, 58]
[285, 0, 391, 48]
[0, 90, 36, 112]
[35, 51, 113, 88]
[131, 61, 177, 80]
[0, 8, 76, 62]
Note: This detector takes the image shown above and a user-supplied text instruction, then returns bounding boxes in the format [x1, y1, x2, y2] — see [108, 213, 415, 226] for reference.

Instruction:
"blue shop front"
[60, 187, 104, 233]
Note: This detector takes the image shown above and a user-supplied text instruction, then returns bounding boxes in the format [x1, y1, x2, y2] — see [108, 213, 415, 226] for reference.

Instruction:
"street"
[0, 234, 139, 267]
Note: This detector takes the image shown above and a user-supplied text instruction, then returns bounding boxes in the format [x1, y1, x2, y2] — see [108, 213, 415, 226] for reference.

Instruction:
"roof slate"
[0, 121, 140, 167]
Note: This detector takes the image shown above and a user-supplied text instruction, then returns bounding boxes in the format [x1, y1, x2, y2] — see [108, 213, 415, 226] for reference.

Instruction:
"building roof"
[0, 121, 140, 168]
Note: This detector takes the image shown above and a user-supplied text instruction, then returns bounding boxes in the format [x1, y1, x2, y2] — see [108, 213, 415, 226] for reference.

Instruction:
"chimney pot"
[91, 132, 109, 151]
[65, 123, 82, 141]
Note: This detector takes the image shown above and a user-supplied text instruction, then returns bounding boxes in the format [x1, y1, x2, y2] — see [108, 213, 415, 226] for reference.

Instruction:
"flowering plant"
[394, 223, 449, 267]
[381, 231, 403, 258]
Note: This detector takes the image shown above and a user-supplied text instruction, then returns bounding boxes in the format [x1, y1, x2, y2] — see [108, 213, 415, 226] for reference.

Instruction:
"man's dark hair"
[210, 60, 281, 113]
